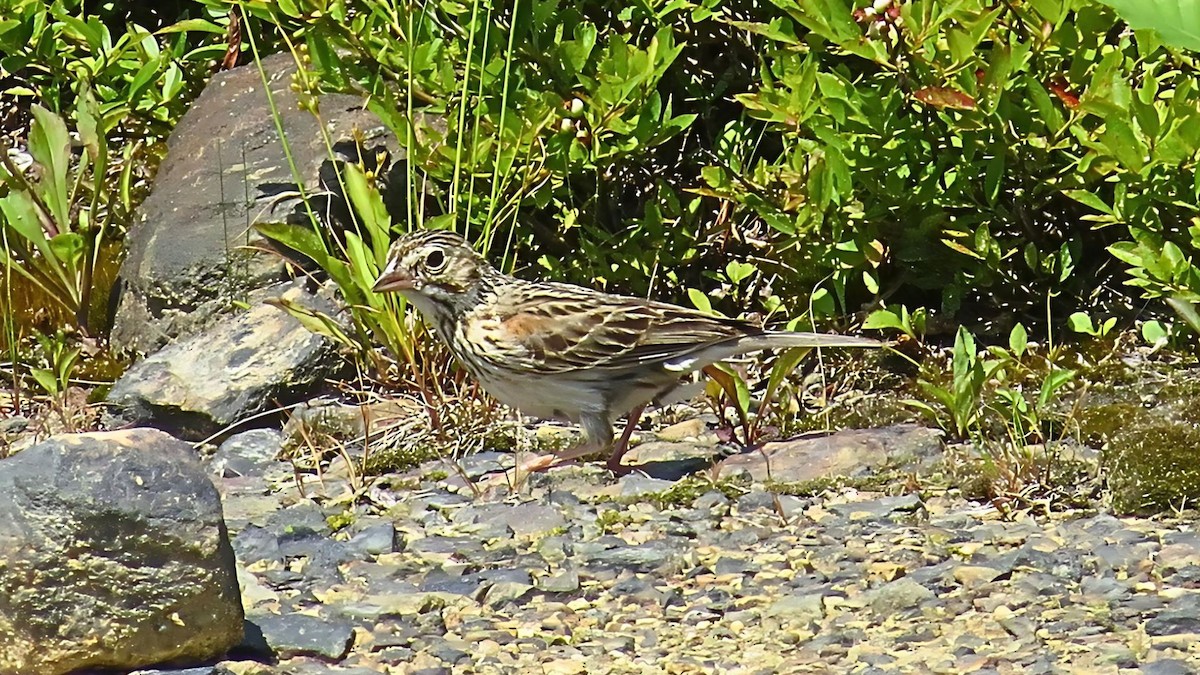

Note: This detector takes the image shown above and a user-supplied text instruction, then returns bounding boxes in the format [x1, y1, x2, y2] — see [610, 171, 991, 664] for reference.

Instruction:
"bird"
[372, 229, 882, 473]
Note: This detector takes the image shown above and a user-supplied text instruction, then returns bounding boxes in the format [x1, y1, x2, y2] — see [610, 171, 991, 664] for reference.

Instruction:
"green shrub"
[0, 0, 226, 402]
[215, 0, 1199, 346]
[0, 0, 227, 143]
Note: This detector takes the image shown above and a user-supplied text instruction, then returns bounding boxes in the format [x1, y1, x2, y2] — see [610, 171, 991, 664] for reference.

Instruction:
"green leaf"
[1167, 296, 1200, 335]
[1141, 319, 1169, 345]
[28, 105, 72, 228]
[862, 269, 879, 294]
[725, 260, 755, 284]
[48, 232, 85, 271]
[1107, 241, 1145, 268]
[1008, 323, 1028, 357]
[162, 62, 183, 100]
[863, 309, 904, 331]
[1026, 77, 1064, 132]
[342, 164, 392, 253]
[1067, 311, 1096, 334]
[1095, 0, 1200, 52]
[760, 346, 812, 419]
[984, 152, 1004, 204]
[76, 89, 106, 170]
[688, 288, 713, 313]
[0, 192, 50, 252]
[265, 297, 359, 350]
[30, 367, 60, 396]
[1038, 368, 1076, 409]
[705, 363, 751, 419]
[1100, 117, 1146, 172]
[1064, 190, 1114, 215]
[1080, 50, 1131, 119]
[255, 222, 354, 294]
[156, 18, 227, 34]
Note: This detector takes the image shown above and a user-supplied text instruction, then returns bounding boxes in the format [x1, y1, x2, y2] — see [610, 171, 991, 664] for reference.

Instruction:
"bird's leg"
[516, 415, 613, 473]
[517, 405, 646, 475]
[606, 403, 646, 474]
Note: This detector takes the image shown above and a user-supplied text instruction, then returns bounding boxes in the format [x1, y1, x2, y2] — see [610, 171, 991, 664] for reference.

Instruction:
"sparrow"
[372, 229, 881, 472]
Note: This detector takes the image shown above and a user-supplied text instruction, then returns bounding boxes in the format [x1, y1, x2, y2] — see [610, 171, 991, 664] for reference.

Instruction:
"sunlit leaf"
[1096, 0, 1200, 52]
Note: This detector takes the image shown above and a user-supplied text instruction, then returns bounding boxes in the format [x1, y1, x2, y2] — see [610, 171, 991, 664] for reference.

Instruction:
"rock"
[1145, 595, 1200, 635]
[735, 489, 779, 513]
[712, 556, 756, 575]
[827, 493, 924, 520]
[233, 525, 283, 565]
[538, 568, 581, 593]
[951, 565, 1003, 589]
[282, 398, 423, 458]
[482, 581, 535, 606]
[349, 521, 398, 556]
[0, 415, 28, 434]
[129, 662, 231, 667]
[611, 576, 674, 607]
[616, 473, 676, 498]
[581, 539, 687, 573]
[252, 613, 354, 659]
[655, 418, 707, 442]
[719, 425, 944, 482]
[111, 51, 400, 354]
[765, 593, 825, 626]
[106, 281, 342, 441]
[541, 659, 589, 675]
[866, 578, 935, 615]
[1141, 660, 1196, 675]
[0, 429, 243, 674]
[694, 490, 730, 513]
[210, 429, 285, 478]
[237, 566, 279, 609]
[500, 502, 568, 538]
[1158, 532, 1200, 570]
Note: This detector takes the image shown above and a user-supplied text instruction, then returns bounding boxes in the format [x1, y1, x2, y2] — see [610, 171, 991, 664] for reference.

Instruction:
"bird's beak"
[372, 265, 414, 293]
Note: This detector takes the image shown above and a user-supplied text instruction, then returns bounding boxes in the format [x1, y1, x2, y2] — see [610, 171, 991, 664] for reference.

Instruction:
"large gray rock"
[719, 424, 944, 483]
[0, 429, 244, 674]
[107, 280, 342, 441]
[110, 50, 398, 354]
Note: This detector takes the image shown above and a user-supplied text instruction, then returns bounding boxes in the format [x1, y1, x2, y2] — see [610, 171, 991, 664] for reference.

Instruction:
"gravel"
[208, 434, 1200, 674]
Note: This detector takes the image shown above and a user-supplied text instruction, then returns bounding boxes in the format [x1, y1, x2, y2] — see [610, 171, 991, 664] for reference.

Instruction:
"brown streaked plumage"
[372, 229, 882, 473]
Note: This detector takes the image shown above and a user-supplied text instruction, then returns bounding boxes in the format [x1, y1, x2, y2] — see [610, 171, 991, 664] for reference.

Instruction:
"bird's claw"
[516, 453, 562, 474]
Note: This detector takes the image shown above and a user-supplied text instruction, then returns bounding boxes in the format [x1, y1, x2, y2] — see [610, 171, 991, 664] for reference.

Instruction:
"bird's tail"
[746, 331, 883, 350]
[664, 331, 882, 373]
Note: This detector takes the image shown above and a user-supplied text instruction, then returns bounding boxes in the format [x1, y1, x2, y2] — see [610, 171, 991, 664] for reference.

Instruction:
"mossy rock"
[1101, 409, 1200, 515]
[362, 442, 445, 474]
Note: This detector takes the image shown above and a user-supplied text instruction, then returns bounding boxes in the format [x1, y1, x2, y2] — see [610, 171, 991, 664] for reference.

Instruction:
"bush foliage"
[216, 0, 1199, 343]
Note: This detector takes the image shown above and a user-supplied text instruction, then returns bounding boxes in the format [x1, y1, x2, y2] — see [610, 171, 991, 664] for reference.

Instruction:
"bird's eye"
[424, 248, 446, 271]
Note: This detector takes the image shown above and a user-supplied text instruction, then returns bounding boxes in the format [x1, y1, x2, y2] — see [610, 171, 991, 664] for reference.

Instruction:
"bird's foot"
[515, 453, 631, 476]
[605, 455, 632, 476]
[515, 452, 566, 474]
[513, 442, 603, 474]
[513, 448, 634, 475]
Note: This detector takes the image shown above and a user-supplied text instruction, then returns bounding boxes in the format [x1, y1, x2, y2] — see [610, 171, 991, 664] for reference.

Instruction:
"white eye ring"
[425, 248, 446, 271]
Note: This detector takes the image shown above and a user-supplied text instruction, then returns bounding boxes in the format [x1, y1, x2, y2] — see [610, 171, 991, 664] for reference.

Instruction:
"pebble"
[207, 447, 1200, 673]
[252, 613, 355, 660]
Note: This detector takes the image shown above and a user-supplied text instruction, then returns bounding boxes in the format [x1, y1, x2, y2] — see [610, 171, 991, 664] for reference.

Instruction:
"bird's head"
[372, 230, 490, 317]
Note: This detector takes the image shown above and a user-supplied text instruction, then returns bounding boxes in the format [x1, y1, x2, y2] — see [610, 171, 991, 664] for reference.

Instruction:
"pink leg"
[606, 403, 646, 474]
[515, 418, 611, 474]
[522, 440, 603, 470]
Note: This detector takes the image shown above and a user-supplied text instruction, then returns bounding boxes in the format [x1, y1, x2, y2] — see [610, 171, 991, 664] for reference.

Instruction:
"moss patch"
[765, 473, 897, 497]
[1102, 411, 1200, 515]
[362, 442, 446, 474]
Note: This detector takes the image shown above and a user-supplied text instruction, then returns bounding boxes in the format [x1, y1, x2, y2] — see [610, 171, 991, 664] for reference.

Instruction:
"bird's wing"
[491, 282, 758, 373]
